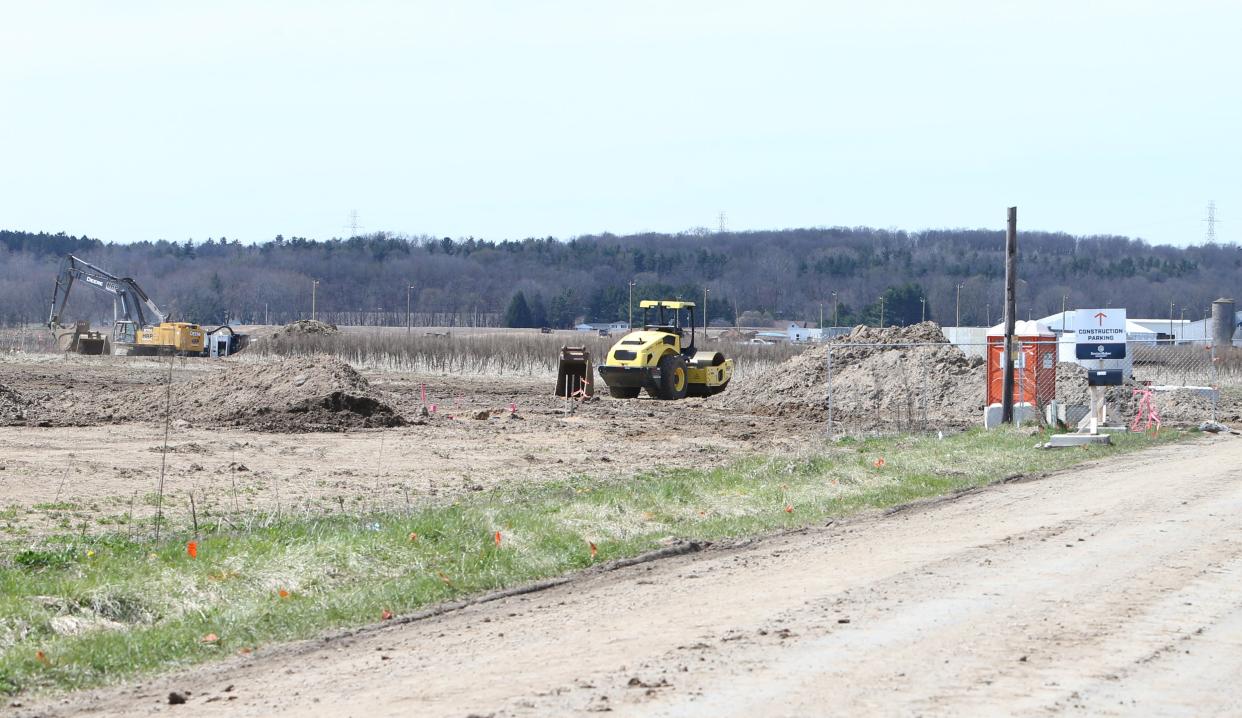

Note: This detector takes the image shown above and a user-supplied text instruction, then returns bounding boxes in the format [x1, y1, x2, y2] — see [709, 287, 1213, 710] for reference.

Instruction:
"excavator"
[47, 255, 247, 357]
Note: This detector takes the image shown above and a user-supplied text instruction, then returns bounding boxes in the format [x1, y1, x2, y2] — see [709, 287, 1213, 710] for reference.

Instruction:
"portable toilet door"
[986, 321, 1057, 406]
[209, 333, 231, 358]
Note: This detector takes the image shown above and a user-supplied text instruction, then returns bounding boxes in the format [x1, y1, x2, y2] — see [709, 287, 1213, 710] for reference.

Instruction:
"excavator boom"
[48, 255, 167, 330]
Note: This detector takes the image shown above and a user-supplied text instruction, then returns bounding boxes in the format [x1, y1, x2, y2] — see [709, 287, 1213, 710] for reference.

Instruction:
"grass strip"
[0, 427, 1185, 696]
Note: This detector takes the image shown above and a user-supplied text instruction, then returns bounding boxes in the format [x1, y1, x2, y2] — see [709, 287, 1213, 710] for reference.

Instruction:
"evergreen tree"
[529, 293, 548, 328]
[504, 291, 533, 328]
[862, 283, 929, 326]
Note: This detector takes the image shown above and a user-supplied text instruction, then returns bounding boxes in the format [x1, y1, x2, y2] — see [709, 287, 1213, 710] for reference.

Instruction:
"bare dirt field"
[0, 353, 811, 536]
[14, 429, 1241, 717]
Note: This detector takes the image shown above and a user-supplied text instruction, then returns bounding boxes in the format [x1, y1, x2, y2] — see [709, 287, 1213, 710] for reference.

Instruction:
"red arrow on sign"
[1094, 312, 1107, 326]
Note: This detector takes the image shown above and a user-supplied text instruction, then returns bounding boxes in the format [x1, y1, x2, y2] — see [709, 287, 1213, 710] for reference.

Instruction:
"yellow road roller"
[597, 300, 733, 399]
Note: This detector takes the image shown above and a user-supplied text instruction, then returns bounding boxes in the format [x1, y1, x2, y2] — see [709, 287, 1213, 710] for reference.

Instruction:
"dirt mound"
[0, 382, 32, 425]
[176, 357, 403, 431]
[48, 357, 403, 432]
[832, 322, 951, 347]
[1056, 363, 1232, 426]
[277, 320, 340, 337]
[719, 322, 985, 429]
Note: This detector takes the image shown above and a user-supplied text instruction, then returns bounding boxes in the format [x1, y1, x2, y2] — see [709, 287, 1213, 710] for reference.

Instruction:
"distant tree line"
[1, 226, 1237, 330]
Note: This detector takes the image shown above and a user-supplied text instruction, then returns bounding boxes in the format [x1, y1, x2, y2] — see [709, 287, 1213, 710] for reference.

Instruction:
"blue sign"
[1075, 342, 1126, 360]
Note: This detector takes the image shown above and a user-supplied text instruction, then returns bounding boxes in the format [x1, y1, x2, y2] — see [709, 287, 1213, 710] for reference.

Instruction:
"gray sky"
[2, 1, 1237, 246]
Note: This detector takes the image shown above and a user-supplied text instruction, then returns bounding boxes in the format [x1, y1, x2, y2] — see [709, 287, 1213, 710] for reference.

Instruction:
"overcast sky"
[2, 1, 1237, 247]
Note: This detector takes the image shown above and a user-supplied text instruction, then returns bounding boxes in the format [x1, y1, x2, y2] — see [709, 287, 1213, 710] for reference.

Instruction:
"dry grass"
[1131, 342, 1242, 385]
[0, 326, 54, 355]
[1, 324, 808, 376]
[248, 328, 809, 377]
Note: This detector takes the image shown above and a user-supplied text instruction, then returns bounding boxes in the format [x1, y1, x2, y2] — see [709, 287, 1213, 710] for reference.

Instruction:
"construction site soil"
[0, 328, 1231, 537]
[3, 356, 400, 432]
[0, 381, 32, 424]
[0, 353, 811, 537]
[717, 322, 986, 429]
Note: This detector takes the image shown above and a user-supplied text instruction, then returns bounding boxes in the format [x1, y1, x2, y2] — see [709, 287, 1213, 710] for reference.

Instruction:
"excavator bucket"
[555, 346, 594, 398]
[76, 334, 109, 355]
[54, 321, 110, 355]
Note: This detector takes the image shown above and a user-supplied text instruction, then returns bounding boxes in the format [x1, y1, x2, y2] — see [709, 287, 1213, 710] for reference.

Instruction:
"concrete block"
[1045, 402, 1090, 427]
[1047, 433, 1112, 447]
[984, 403, 1041, 429]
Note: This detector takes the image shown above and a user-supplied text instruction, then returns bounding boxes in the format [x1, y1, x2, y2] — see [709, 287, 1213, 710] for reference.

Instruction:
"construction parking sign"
[1074, 308, 1127, 360]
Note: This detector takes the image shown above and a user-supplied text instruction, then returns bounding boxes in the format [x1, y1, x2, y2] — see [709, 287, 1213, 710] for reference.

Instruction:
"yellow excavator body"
[136, 322, 206, 354]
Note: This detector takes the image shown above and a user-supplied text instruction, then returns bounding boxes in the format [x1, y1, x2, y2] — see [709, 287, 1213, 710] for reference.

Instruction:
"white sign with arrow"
[1075, 308, 1127, 360]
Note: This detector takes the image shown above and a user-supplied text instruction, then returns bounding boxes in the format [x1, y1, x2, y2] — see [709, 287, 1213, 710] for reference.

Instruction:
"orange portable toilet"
[986, 320, 1057, 407]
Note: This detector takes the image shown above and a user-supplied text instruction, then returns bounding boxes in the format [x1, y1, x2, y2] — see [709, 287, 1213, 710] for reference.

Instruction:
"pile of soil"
[720, 322, 985, 429]
[1057, 362, 1235, 426]
[276, 320, 340, 337]
[831, 322, 951, 346]
[50, 357, 403, 432]
[177, 356, 403, 431]
[0, 382, 32, 425]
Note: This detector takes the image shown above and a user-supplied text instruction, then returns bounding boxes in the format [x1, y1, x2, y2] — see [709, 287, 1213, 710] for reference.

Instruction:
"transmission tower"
[1204, 201, 1218, 243]
[346, 210, 363, 238]
[718, 211, 727, 233]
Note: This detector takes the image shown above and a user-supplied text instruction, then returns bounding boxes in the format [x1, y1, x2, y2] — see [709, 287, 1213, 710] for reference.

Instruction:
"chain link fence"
[823, 339, 1235, 436]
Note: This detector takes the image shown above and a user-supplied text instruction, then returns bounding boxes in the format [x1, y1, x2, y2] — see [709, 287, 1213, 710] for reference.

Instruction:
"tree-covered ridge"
[0, 226, 1234, 329]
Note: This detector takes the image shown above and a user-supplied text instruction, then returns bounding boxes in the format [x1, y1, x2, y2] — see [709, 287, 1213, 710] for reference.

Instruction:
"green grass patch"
[31, 502, 81, 512]
[0, 427, 1185, 697]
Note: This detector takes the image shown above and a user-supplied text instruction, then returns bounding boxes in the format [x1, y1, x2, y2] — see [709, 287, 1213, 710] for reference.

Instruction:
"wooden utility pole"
[628, 281, 635, 328]
[1001, 207, 1018, 424]
[407, 284, 415, 332]
[704, 287, 709, 333]
[955, 282, 964, 327]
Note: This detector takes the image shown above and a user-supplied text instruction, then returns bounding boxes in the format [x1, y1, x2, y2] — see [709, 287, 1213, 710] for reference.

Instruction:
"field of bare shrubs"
[3, 324, 807, 377]
[246, 326, 807, 376]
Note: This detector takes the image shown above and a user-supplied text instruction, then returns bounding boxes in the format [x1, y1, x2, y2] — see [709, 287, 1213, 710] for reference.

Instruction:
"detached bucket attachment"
[54, 321, 110, 355]
[556, 346, 594, 398]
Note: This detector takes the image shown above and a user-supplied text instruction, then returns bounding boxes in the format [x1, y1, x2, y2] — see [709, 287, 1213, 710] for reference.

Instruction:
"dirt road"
[20, 436, 1242, 717]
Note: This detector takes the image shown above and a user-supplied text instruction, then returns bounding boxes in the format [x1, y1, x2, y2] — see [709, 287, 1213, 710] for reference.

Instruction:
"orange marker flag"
[785, 505, 794, 513]
[186, 541, 198, 558]
[381, 609, 394, 621]
[589, 541, 598, 559]
[35, 650, 49, 665]
[494, 531, 502, 546]
[873, 457, 886, 468]
[278, 588, 290, 599]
